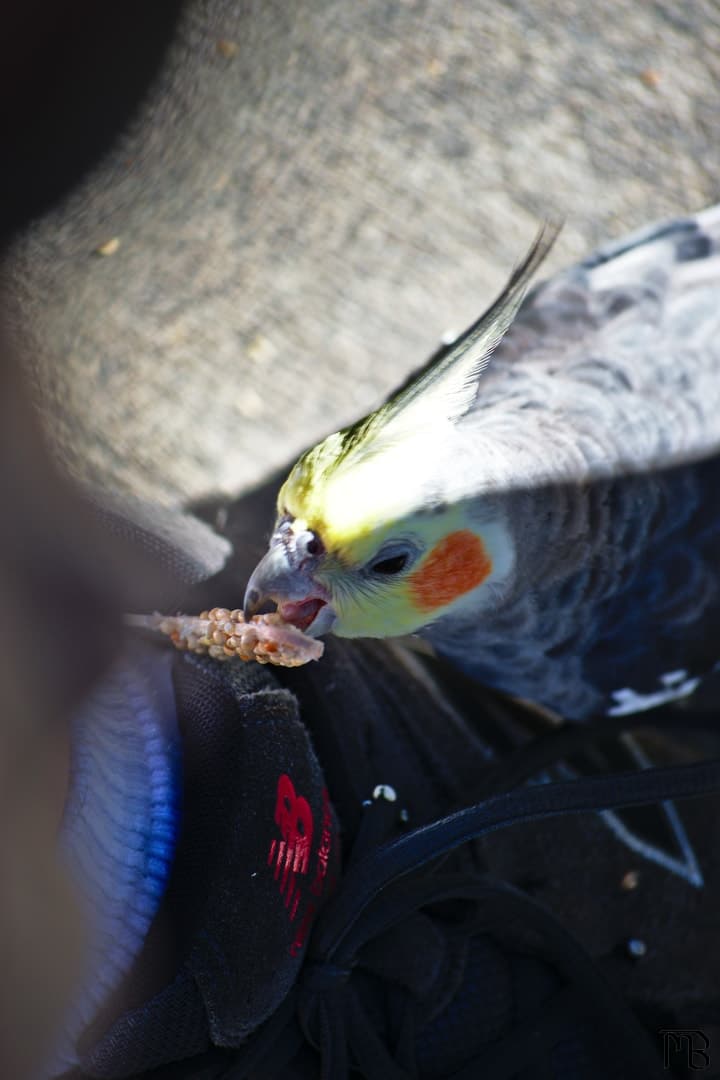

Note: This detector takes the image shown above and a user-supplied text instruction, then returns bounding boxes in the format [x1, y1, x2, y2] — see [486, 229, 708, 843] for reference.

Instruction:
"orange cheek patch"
[409, 530, 492, 612]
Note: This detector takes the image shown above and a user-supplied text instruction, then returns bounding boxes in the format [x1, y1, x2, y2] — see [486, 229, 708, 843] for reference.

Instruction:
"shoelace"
[223, 710, 720, 1079]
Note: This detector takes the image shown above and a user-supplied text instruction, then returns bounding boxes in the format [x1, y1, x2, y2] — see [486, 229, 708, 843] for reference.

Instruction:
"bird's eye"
[370, 553, 409, 575]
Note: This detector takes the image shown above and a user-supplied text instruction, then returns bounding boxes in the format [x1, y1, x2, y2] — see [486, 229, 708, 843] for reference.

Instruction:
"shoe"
[56, 490, 720, 1080]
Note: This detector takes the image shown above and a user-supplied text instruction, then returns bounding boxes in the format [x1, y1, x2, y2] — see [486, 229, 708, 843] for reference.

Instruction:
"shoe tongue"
[77, 651, 341, 1077]
[162, 648, 343, 1036]
[175, 657, 341, 1045]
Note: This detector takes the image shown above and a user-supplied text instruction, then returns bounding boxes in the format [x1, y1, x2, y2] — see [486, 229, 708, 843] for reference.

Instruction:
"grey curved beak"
[243, 543, 315, 618]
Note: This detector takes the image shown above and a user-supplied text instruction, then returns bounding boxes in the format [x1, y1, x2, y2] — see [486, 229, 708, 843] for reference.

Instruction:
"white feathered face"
[244, 227, 555, 638]
[244, 441, 516, 640]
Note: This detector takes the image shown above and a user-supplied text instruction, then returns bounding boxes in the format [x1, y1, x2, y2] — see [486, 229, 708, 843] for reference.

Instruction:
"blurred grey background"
[5, 0, 719, 506]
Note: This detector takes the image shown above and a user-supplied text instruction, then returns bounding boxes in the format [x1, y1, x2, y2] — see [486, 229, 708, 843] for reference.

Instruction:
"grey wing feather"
[501, 204, 720, 363]
[467, 204, 720, 480]
[433, 206, 720, 719]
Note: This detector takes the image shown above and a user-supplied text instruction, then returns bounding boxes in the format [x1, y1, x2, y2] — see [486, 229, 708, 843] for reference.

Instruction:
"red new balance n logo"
[268, 773, 314, 921]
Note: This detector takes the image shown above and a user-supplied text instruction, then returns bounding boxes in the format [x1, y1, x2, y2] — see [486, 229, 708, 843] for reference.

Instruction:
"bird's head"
[243, 429, 515, 638]
[244, 226, 558, 640]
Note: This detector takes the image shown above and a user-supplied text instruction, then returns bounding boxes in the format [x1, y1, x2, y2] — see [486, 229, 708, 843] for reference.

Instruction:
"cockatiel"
[244, 207, 720, 720]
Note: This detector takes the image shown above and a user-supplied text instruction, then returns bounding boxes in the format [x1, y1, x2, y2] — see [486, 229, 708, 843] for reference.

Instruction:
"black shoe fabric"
[69, 649, 341, 1079]
[210, 644, 720, 1080]
[57, 489, 720, 1080]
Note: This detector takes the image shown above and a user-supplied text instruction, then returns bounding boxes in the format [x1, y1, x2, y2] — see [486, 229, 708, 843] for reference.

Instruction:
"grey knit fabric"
[6, 0, 719, 505]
